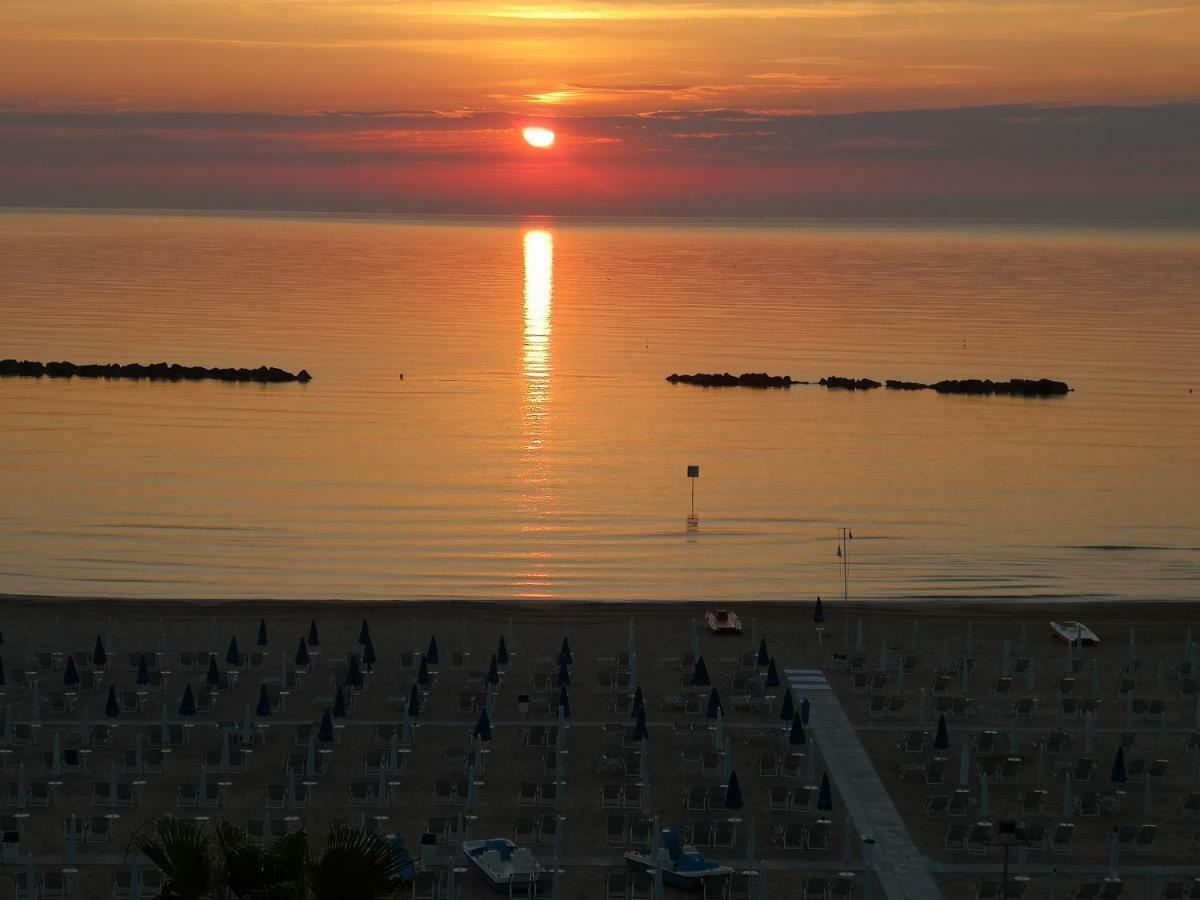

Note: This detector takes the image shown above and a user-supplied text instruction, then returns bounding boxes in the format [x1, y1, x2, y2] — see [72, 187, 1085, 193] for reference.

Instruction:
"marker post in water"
[686, 465, 700, 525]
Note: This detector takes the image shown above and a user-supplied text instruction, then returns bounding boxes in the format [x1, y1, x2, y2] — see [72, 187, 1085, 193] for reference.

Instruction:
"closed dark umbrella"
[757, 639, 769, 667]
[104, 685, 120, 718]
[814, 596, 825, 625]
[256, 619, 269, 647]
[136, 654, 150, 686]
[345, 656, 363, 689]
[358, 618, 370, 646]
[295, 638, 310, 667]
[205, 655, 220, 687]
[488, 655, 501, 687]
[179, 684, 197, 717]
[800, 698, 811, 726]
[408, 683, 421, 718]
[556, 657, 570, 687]
[934, 714, 950, 750]
[558, 685, 571, 719]
[765, 657, 780, 688]
[333, 685, 346, 718]
[633, 708, 649, 742]
[318, 709, 334, 743]
[724, 770, 744, 811]
[475, 708, 492, 742]
[706, 687, 724, 719]
[691, 657, 711, 687]
[425, 636, 439, 666]
[225, 636, 240, 666]
[559, 637, 572, 666]
[817, 773, 833, 811]
[1111, 746, 1128, 785]
[256, 684, 272, 717]
[630, 687, 645, 720]
[362, 636, 377, 673]
[0, 655, 6, 688]
[63, 655, 79, 688]
[789, 712, 806, 746]
[307, 620, 320, 647]
[497, 636, 509, 667]
[92, 636, 107, 668]
[779, 688, 795, 721]
[417, 657, 431, 687]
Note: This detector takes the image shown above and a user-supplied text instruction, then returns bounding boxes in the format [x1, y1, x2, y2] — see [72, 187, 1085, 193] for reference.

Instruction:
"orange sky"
[2, 1, 1198, 216]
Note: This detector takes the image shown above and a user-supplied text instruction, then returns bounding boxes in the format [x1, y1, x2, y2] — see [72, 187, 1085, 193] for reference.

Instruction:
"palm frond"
[129, 817, 214, 900]
[308, 828, 403, 900]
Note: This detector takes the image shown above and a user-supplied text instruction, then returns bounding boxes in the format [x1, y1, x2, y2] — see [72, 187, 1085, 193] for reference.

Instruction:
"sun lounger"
[803, 877, 828, 899]
[967, 821, 992, 854]
[944, 822, 968, 850]
[1052, 822, 1075, 855]
[606, 813, 626, 847]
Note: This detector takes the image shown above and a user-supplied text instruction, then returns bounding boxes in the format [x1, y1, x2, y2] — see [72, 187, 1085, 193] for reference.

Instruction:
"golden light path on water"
[519, 228, 554, 598]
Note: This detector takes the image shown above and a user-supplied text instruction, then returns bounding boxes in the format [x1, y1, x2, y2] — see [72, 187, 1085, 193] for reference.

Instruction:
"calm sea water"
[1, 211, 1198, 602]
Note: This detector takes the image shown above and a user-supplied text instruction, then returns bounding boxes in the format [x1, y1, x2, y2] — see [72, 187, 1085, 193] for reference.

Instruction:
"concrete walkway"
[787, 667, 945, 900]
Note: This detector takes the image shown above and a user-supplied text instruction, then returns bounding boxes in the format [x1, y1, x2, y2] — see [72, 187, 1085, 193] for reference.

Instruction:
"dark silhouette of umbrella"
[0, 655, 6, 688]
[256, 619, 269, 647]
[333, 685, 347, 718]
[724, 770, 744, 811]
[295, 638, 310, 667]
[225, 636, 240, 666]
[205, 654, 220, 687]
[630, 687, 645, 720]
[934, 714, 950, 750]
[757, 639, 769, 667]
[1111, 745, 1128, 785]
[559, 637, 572, 666]
[362, 636, 377, 672]
[633, 708, 649, 742]
[475, 708, 492, 741]
[307, 620, 320, 647]
[179, 684, 197, 717]
[408, 683, 421, 718]
[817, 773, 833, 811]
[487, 655, 501, 687]
[556, 657, 570, 687]
[691, 656, 711, 687]
[318, 709, 334, 743]
[256, 684, 272, 717]
[345, 656, 363, 689]
[814, 596, 825, 625]
[789, 711, 806, 746]
[136, 654, 150, 686]
[497, 636, 509, 667]
[425, 636, 439, 666]
[706, 687, 724, 719]
[800, 698, 811, 725]
[765, 657, 780, 688]
[63, 655, 79, 688]
[358, 618, 370, 646]
[92, 636, 107, 668]
[104, 685, 120, 718]
[558, 685, 571, 719]
[417, 657, 431, 687]
[779, 688, 795, 721]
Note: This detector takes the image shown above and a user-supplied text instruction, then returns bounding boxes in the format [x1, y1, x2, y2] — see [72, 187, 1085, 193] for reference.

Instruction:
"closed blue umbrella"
[295, 638, 310, 667]
[488, 655, 501, 687]
[1111, 746, 1128, 785]
[92, 636, 107, 668]
[559, 637, 572, 666]
[706, 688, 724, 719]
[934, 714, 950, 751]
[104, 685, 120, 718]
[256, 684, 271, 717]
[136, 654, 150, 686]
[225, 636, 240, 666]
[256, 619, 269, 647]
[556, 657, 570, 687]
[307, 620, 320, 647]
[417, 657, 431, 687]
[475, 708, 492, 742]
[800, 698, 811, 726]
[817, 773, 833, 811]
[63, 656, 79, 688]
[345, 656, 363, 688]
[179, 684, 197, 717]
[633, 708, 649, 742]
[724, 770, 744, 811]
[691, 657, 711, 687]
[318, 709, 334, 743]
[765, 657, 780, 688]
[205, 655, 220, 687]
[408, 683, 421, 718]
[358, 618, 370, 646]
[497, 636, 509, 667]
[557, 685, 571, 719]
[630, 687, 645, 720]
[789, 712, 806, 746]
[779, 688, 795, 721]
[362, 636, 377, 672]
[333, 685, 346, 718]
[757, 639, 769, 667]
[425, 636, 439, 666]
[814, 596, 825, 625]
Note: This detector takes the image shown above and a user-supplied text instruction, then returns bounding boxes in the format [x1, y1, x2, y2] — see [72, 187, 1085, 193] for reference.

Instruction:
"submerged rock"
[819, 376, 882, 391]
[667, 372, 795, 388]
[0, 358, 312, 384]
[931, 378, 1069, 396]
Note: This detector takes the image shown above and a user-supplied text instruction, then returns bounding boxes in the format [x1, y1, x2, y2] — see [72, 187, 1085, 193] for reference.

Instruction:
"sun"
[522, 126, 556, 149]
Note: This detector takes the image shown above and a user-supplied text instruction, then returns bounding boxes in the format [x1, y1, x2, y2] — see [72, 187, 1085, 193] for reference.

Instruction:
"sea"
[1, 210, 1198, 602]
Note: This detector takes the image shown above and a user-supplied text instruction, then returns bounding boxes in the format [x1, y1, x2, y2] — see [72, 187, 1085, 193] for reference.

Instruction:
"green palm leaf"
[307, 828, 403, 900]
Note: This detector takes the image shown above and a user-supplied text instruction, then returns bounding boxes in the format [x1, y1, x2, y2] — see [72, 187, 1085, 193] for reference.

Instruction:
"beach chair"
[807, 819, 831, 851]
[944, 823, 967, 851]
[1052, 822, 1075, 855]
[768, 786, 789, 811]
[514, 816, 537, 844]
[948, 790, 974, 816]
[112, 870, 135, 900]
[780, 822, 806, 851]
[1134, 824, 1157, 854]
[348, 780, 371, 807]
[898, 730, 926, 753]
[700, 751, 723, 778]
[1019, 821, 1048, 851]
[87, 815, 112, 843]
[432, 779, 453, 805]
[537, 813, 559, 846]
[539, 781, 558, 808]
[926, 795, 950, 817]
[803, 877, 828, 900]
[926, 757, 947, 785]
[623, 783, 642, 810]
[606, 870, 630, 900]
[602, 784, 622, 809]
[628, 816, 652, 851]
[689, 819, 715, 850]
[976, 882, 1002, 900]
[605, 813, 626, 847]
[176, 782, 199, 808]
[781, 753, 805, 779]
[967, 821, 992, 854]
[758, 753, 780, 776]
[1020, 790, 1047, 816]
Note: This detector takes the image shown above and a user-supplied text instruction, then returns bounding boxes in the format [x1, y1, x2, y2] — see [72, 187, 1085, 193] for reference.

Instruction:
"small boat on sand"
[624, 827, 734, 889]
[1050, 621, 1100, 646]
[705, 609, 743, 635]
[462, 838, 544, 892]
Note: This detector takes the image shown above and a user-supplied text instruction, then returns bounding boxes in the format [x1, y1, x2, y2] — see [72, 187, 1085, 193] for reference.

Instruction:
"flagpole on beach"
[838, 527, 853, 653]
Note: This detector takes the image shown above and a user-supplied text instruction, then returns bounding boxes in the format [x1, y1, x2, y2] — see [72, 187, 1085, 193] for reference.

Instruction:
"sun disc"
[522, 126, 556, 149]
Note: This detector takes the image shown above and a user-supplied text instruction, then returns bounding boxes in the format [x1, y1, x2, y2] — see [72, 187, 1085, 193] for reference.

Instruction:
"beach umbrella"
[817, 773, 833, 812]
[63, 655, 79, 688]
[555, 657, 569, 687]
[715, 708, 725, 749]
[426, 636, 439, 666]
[24, 853, 34, 900]
[724, 770, 744, 812]
[756, 639, 769, 667]
[497, 636, 509, 667]
[557, 685, 571, 719]
[789, 712, 806, 746]
[855, 619, 864, 654]
[934, 714, 950, 750]
[1037, 741, 1047, 785]
[0, 655, 5, 687]
[691, 656, 711, 687]
[362, 636, 377, 672]
[633, 708, 649, 742]
[31, 680, 39, 721]
[1143, 775, 1153, 817]
[1111, 745, 1128, 785]
[179, 684, 197, 717]
[631, 686, 645, 720]
[51, 732, 62, 775]
[559, 636, 572, 666]
[104, 685, 120, 718]
[814, 596, 825, 625]
[911, 620, 919, 652]
[959, 743, 971, 787]
[480, 654, 496, 687]
[979, 772, 990, 817]
[1127, 627, 1137, 671]
[965, 621, 974, 657]
[879, 637, 888, 674]
[307, 620, 320, 647]
[1026, 657, 1036, 692]
[225, 636, 240, 666]
[318, 709, 334, 743]
[93, 636, 107, 668]
[345, 656, 364, 689]
[800, 698, 811, 726]
[205, 654, 220, 687]
[136, 654, 150, 686]
[1062, 772, 1074, 818]
[474, 708, 492, 742]
[15, 762, 26, 809]
[706, 688, 724, 719]
[295, 638, 309, 668]
[358, 618, 370, 646]
[1084, 710, 1095, 753]
[408, 683, 421, 718]
[218, 731, 231, 772]
[257, 619, 269, 647]
[779, 688, 795, 721]
[765, 657, 780, 688]
[417, 657, 431, 687]
[256, 684, 271, 718]
[333, 685, 346, 718]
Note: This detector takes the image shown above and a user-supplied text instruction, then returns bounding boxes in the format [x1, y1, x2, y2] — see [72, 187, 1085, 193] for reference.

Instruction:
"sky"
[2, 0, 1199, 217]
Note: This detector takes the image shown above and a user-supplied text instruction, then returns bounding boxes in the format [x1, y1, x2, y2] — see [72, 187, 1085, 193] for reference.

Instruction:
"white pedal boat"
[462, 838, 544, 892]
[1051, 621, 1099, 646]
